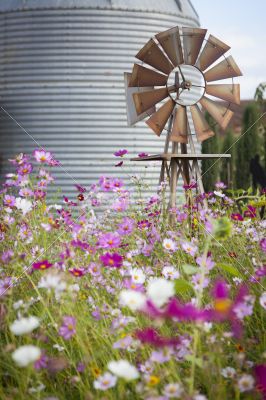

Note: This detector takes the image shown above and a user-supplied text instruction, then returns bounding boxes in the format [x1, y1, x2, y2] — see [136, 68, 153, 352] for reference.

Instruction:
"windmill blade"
[204, 56, 243, 82]
[136, 38, 173, 75]
[133, 87, 169, 115]
[200, 96, 234, 130]
[206, 83, 240, 105]
[182, 27, 207, 65]
[129, 64, 168, 87]
[170, 105, 188, 143]
[197, 34, 230, 71]
[124, 73, 155, 125]
[155, 26, 184, 67]
[190, 104, 215, 142]
[146, 98, 175, 136]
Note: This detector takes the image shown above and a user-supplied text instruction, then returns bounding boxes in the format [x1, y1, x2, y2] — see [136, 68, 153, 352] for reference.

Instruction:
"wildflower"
[231, 213, 244, 221]
[10, 316, 40, 336]
[98, 232, 121, 249]
[117, 217, 135, 235]
[33, 149, 52, 163]
[3, 194, 16, 207]
[163, 238, 177, 252]
[182, 241, 198, 257]
[119, 289, 146, 311]
[130, 268, 146, 284]
[163, 383, 183, 398]
[221, 366, 236, 378]
[93, 372, 117, 390]
[0, 277, 12, 297]
[260, 238, 266, 253]
[137, 219, 151, 230]
[1, 249, 14, 263]
[100, 252, 123, 268]
[114, 149, 128, 157]
[162, 266, 180, 280]
[69, 268, 86, 277]
[113, 335, 133, 350]
[244, 205, 256, 218]
[237, 374, 255, 392]
[259, 292, 266, 309]
[214, 190, 225, 198]
[215, 181, 227, 189]
[191, 274, 210, 291]
[145, 375, 160, 386]
[138, 152, 148, 158]
[18, 163, 33, 175]
[32, 260, 53, 270]
[38, 273, 66, 294]
[196, 255, 215, 271]
[254, 364, 266, 397]
[136, 328, 179, 347]
[233, 295, 255, 319]
[59, 316, 76, 340]
[12, 345, 41, 367]
[108, 359, 139, 380]
[147, 278, 175, 308]
[15, 198, 32, 215]
[34, 351, 48, 370]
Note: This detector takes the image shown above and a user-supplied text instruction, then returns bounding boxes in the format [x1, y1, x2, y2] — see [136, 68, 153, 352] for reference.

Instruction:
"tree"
[220, 130, 235, 188]
[235, 103, 260, 189]
[201, 113, 220, 192]
[254, 82, 266, 169]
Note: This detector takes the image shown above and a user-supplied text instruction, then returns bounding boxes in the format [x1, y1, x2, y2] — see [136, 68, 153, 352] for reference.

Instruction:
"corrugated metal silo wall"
[0, 7, 199, 202]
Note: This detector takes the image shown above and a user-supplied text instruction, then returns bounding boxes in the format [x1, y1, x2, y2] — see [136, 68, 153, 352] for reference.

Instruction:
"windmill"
[124, 26, 242, 209]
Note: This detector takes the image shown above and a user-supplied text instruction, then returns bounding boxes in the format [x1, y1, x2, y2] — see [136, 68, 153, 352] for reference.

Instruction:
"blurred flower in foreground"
[108, 359, 139, 380]
[10, 316, 40, 336]
[12, 345, 41, 367]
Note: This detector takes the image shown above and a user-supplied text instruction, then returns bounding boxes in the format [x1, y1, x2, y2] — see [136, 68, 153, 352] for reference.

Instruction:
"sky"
[192, 0, 266, 99]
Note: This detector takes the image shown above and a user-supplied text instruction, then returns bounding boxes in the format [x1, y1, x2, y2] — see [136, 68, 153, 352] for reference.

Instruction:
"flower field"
[0, 150, 265, 400]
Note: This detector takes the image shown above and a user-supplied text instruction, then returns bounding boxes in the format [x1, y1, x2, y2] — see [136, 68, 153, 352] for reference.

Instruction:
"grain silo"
[0, 0, 200, 200]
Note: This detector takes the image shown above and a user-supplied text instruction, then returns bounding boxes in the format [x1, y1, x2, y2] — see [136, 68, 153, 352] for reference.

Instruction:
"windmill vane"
[124, 26, 242, 214]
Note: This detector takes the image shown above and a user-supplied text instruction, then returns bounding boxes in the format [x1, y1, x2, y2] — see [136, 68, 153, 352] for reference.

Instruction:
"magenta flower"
[138, 152, 148, 158]
[98, 232, 121, 249]
[244, 205, 256, 218]
[260, 238, 266, 253]
[136, 327, 180, 347]
[137, 220, 151, 230]
[114, 149, 128, 157]
[33, 149, 53, 163]
[74, 184, 87, 193]
[231, 213, 244, 221]
[34, 351, 48, 370]
[117, 217, 135, 235]
[115, 161, 124, 167]
[3, 194, 16, 207]
[69, 268, 86, 277]
[254, 364, 266, 399]
[100, 252, 123, 268]
[99, 176, 113, 192]
[17, 163, 33, 176]
[32, 260, 53, 270]
[59, 316, 76, 340]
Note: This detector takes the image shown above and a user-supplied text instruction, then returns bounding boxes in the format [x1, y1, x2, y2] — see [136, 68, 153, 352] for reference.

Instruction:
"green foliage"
[201, 113, 220, 191]
[235, 103, 260, 189]
[220, 130, 235, 187]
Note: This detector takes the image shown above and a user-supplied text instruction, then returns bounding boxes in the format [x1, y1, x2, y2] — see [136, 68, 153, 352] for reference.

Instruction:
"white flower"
[119, 290, 146, 311]
[147, 278, 175, 308]
[163, 238, 177, 252]
[221, 367, 236, 378]
[15, 197, 32, 215]
[130, 268, 146, 284]
[93, 372, 117, 390]
[259, 292, 266, 309]
[162, 265, 180, 280]
[163, 382, 183, 398]
[193, 395, 208, 400]
[10, 316, 40, 336]
[38, 273, 66, 293]
[108, 359, 139, 380]
[237, 374, 255, 392]
[214, 191, 225, 198]
[13, 299, 24, 310]
[12, 345, 41, 367]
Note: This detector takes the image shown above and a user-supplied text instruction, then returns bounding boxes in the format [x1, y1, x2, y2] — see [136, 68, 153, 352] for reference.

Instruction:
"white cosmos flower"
[237, 374, 255, 392]
[10, 316, 40, 336]
[259, 292, 266, 309]
[108, 359, 139, 380]
[163, 238, 177, 252]
[130, 268, 146, 284]
[12, 345, 41, 367]
[162, 265, 180, 280]
[38, 273, 66, 293]
[147, 278, 175, 308]
[221, 366, 236, 378]
[214, 191, 225, 198]
[119, 290, 146, 311]
[15, 197, 32, 215]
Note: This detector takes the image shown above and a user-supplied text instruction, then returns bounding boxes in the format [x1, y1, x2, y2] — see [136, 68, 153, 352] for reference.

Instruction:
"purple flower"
[136, 328, 179, 347]
[117, 217, 135, 235]
[59, 316, 76, 340]
[138, 152, 149, 158]
[17, 163, 33, 176]
[33, 149, 53, 163]
[0, 277, 12, 297]
[1, 249, 14, 263]
[114, 149, 128, 157]
[34, 351, 48, 370]
[32, 260, 53, 271]
[3, 194, 16, 207]
[231, 213, 244, 221]
[94, 372, 117, 390]
[98, 232, 121, 249]
[260, 239, 266, 253]
[100, 252, 123, 268]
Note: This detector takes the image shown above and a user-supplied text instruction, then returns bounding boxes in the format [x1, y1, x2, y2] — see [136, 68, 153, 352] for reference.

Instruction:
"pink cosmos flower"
[19, 187, 34, 197]
[231, 213, 244, 221]
[33, 149, 53, 163]
[138, 152, 149, 158]
[93, 372, 117, 390]
[114, 149, 128, 157]
[59, 316, 76, 340]
[32, 260, 53, 270]
[3, 194, 16, 207]
[100, 252, 123, 268]
[244, 205, 256, 218]
[98, 232, 121, 249]
[136, 327, 180, 347]
[117, 217, 135, 235]
[254, 364, 266, 399]
[17, 163, 33, 176]
[260, 239, 266, 253]
[181, 241, 198, 257]
[69, 268, 86, 277]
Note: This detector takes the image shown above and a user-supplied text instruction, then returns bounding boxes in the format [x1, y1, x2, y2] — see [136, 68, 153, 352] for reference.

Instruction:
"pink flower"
[100, 252, 123, 268]
[260, 239, 266, 253]
[231, 213, 244, 221]
[138, 152, 148, 158]
[182, 241, 198, 257]
[69, 268, 86, 277]
[117, 217, 135, 235]
[59, 316, 76, 340]
[114, 149, 128, 157]
[98, 232, 121, 249]
[33, 149, 53, 163]
[3, 194, 16, 207]
[244, 205, 256, 218]
[32, 260, 53, 270]
[136, 328, 179, 347]
[17, 163, 33, 176]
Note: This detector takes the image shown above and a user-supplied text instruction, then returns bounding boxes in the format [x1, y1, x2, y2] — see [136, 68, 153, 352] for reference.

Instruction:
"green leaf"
[182, 264, 198, 275]
[174, 279, 194, 295]
[217, 263, 242, 278]
[185, 355, 203, 368]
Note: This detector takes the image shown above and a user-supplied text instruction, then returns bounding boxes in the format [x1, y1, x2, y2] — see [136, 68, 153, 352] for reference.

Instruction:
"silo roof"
[0, 0, 199, 21]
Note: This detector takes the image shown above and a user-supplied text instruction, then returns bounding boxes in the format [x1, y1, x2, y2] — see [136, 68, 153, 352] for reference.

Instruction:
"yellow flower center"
[214, 298, 232, 313]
